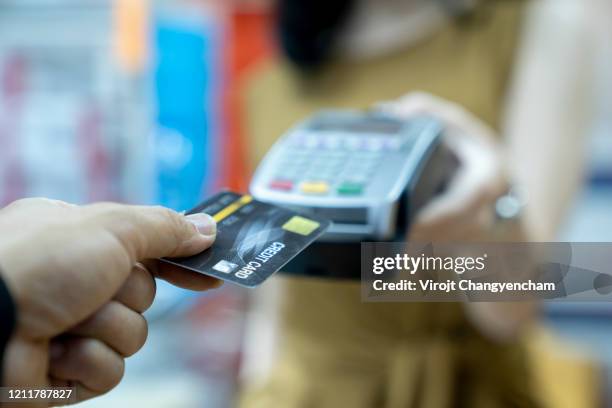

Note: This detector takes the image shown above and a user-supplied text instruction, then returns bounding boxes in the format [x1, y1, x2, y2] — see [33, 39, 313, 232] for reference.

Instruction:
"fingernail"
[186, 213, 216, 236]
[50, 342, 65, 360]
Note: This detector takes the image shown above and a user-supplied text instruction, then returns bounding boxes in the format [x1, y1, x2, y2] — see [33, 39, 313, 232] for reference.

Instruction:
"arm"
[0, 275, 16, 385]
[377, 1, 601, 341]
[503, 0, 599, 242]
[466, 0, 601, 341]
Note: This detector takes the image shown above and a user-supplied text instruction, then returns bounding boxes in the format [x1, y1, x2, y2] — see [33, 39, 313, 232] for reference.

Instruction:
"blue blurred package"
[152, 6, 223, 212]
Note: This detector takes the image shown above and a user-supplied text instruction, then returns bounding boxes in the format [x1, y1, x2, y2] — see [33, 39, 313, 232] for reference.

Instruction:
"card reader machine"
[249, 110, 458, 279]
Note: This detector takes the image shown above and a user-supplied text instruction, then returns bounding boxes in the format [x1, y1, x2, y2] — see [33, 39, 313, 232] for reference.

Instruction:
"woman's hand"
[378, 92, 509, 242]
[377, 92, 538, 342]
[0, 198, 219, 404]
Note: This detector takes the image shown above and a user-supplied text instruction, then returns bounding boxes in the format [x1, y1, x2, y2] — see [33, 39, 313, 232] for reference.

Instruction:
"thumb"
[87, 203, 216, 262]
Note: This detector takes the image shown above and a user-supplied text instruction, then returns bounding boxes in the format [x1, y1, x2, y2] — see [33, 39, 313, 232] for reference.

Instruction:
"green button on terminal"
[337, 182, 364, 195]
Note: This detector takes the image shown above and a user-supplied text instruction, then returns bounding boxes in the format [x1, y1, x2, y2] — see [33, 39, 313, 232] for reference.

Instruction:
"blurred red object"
[219, 8, 275, 192]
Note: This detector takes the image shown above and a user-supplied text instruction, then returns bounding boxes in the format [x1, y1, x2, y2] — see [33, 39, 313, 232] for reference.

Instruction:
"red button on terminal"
[269, 179, 293, 191]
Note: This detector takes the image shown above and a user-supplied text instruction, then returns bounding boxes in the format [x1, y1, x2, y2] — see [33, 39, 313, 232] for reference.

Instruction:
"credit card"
[161, 191, 331, 288]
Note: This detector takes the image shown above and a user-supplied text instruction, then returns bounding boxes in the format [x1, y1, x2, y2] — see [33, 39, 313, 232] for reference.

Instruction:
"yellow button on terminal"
[300, 181, 329, 195]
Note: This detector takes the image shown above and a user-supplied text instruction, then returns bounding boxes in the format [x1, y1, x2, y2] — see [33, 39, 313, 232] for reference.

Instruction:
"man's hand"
[0, 198, 219, 404]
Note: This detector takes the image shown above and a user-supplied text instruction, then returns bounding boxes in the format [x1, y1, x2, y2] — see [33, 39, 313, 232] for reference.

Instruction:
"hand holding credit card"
[161, 191, 331, 287]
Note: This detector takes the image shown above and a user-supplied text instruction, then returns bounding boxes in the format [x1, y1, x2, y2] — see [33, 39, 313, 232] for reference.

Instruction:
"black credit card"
[161, 191, 331, 288]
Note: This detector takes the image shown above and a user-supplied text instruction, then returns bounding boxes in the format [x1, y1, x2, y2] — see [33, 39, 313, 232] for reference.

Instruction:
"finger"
[414, 170, 505, 232]
[411, 204, 494, 242]
[145, 259, 223, 291]
[113, 263, 156, 313]
[49, 378, 98, 405]
[2, 197, 77, 212]
[72, 382, 100, 404]
[49, 337, 124, 395]
[411, 190, 491, 241]
[67, 301, 148, 357]
[85, 203, 216, 261]
[378, 92, 497, 142]
[376, 91, 437, 117]
[413, 170, 490, 229]
[411, 130, 507, 230]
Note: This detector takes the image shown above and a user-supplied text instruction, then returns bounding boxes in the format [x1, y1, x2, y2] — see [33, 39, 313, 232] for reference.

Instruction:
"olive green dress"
[239, 2, 541, 407]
